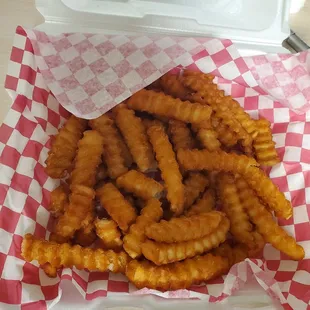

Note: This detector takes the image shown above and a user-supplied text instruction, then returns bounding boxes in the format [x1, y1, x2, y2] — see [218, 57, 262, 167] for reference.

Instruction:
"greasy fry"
[96, 183, 137, 232]
[142, 217, 229, 265]
[123, 198, 163, 259]
[115, 106, 156, 172]
[127, 89, 212, 124]
[54, 185, 95, 239]
[243, 167, 292, 219]
[126, 253, 229, 291]
[89, 115, 128, 179]
[94, 218, 123, 250]
[45, 115, 87, 178]
[22, 234, 130, 274]
[145, 211, 224, 243]
[254, 119, 280, 166]
[116, 170, 164, 200]
[186, 188, 215, 216]
[236, 177, 304, 260]
[177, 149, 258, 174]
[147, 120, 184, 215]
[70, 130, 104, 188]
[159, 73, 189, 99]
[184, 172, 209, 209]
[168, 119, 196, 152]
[217, 173, 254, 247]
[49, 184, 69, 218]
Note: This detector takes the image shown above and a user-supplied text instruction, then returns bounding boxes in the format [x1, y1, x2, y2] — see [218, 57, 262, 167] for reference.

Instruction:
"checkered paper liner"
[0, 26, 310, 310]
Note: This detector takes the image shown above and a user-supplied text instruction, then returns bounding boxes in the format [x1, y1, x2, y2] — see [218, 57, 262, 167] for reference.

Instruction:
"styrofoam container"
[36, 0, 291, 55]
[34, 1, 291, 308]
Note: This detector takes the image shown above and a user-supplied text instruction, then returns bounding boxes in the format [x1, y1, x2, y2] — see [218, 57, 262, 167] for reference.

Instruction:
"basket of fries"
[0, 24, 309, 310]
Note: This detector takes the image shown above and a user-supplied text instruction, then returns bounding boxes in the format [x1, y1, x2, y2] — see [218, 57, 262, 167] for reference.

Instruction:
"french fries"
[22, 234, 129, 274]
[123, 198, 163, 259]
[147, 120, 185, 215]
[142, 217, 229, 265]
[126, 253, 229, 290]
[45, 115, 87, 178]
[115, 105, 156, 172]
[70, 130, 104, 188]
[127, 89, 212, 124]
[23, 69, 304, 293]
[96, 183, 137, 232]
[145, 211, 224, 243]
[116, 170, 164, 200]
[89, 115, 128, 179]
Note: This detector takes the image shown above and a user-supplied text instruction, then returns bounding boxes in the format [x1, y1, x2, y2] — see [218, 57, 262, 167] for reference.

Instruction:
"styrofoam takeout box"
[33, 1, 290, 309]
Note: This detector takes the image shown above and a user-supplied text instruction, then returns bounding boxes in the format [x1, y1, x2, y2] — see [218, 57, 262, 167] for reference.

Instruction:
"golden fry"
[145, 211, 224, 243]
[123, 198, 163, 259]
[96, 183, 137, 232]
[89, 115, 128, 179]
[184, 172, 209, 209]
[126, 253, 229, 291]
[115, 106, 156, 172]
[212, 115, 239, 147]
[45, 115, 87, 178]
[142, 217, 229, 265]
[159, 73, 189, 99]
[54, 185, 95, 239]
[217, 173, 254, 247]
[22, 234, 130, 274]
[94, 218, 123, 250]
[177, 149, 258, 174]
[49, 184, 69, 218]
[243, 167, 292, 219]
[116, 170, 164, 200]
[254, 119, 280, 166]
[196, 128, 221, 151]
[147, 120, 185, 215]
[186, 188, 215, 216]
[42, 263, 57, 278]
[236, 177, 304, 260]
[70, 130, 104, 188]
[127, 89, 212, 124]
[168, 120, 196, 152]
[181, 73, 258, 138]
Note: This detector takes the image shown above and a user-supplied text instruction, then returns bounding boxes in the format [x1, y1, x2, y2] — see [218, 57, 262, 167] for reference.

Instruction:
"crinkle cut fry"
[217, 173, 254, 247]
[54, 185, 95, 239]
[22, 234, 130, 274]
[89, 115, 128, 179]
[49, 184, 69, 218]
[45, 115, 87, 178]
[236, 177, 304, 260]
[70, 130, 104, 188]
[181, 73, 257, 138]
[127, 89, 212, 125]
[116, 170, 164, 200]
[126, 253, 229, 291]
[142, 217, 229, 265]
[186, 188, 215, 216]
[147, 120, 185, 215]
[254, 119, 280, 166]
[243, 167, 292, 219]
[168, 119, 196, 152]
[145, 211, 224, 243]
[74, 211, 96, 247]
[177, 149, 258, 175]
[184, 172, 209, 209]
[159, 73, 190, 99]
[123, 198, 163, 259]
[94, 218, 123, 250]
[96, 183, 137, 232]
[115, 106, 156, 172]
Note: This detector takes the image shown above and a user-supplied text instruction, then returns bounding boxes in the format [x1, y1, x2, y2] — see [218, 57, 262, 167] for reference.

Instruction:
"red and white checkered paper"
[1, 26, 310, 310]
